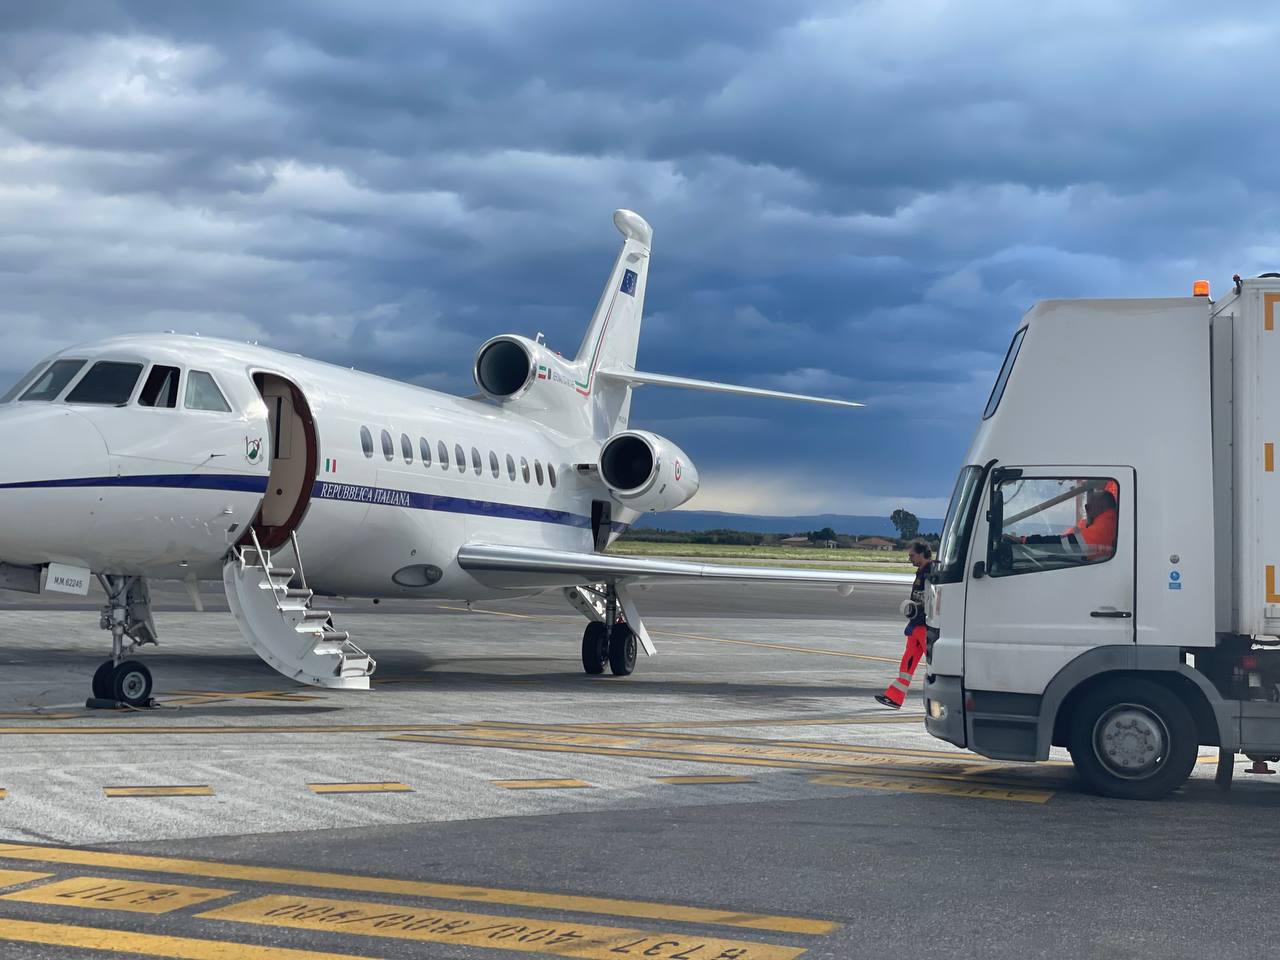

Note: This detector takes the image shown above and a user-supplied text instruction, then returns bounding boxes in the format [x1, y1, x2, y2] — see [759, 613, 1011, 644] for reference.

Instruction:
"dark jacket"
[906, 560, 933, 632]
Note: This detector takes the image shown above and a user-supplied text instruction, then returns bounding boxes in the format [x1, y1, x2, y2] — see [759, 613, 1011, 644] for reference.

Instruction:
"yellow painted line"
[2, 875, 234, 914]
[492, 778, 594, 790]
[308, 782, 412, 794]
[1266, 291, 1280, 332]
[1269, 565, 1280, 604]
[656, 630, 898, 663]
[200, 894, 806, 960]
[0, 916, 376, 960]
[0, 722, 469, 736]
[654, 775, 755, 785]
[0, 713, 78, 720]
[0, 844, 836, 935]
[104, 786, 214, 798]
[808, 773, 1052, 803]
[387, 732, 1056, 792]
[0, 869, 51, 888]
[597, 715, 925, 729]
[1268, 442, 1276, 473]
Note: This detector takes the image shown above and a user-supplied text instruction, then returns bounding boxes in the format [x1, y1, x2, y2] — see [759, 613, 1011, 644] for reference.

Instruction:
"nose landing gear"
[87, 575, 158, 710]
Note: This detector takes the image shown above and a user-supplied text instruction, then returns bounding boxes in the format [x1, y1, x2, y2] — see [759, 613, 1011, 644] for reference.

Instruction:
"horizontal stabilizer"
[595, 368, 863, 408]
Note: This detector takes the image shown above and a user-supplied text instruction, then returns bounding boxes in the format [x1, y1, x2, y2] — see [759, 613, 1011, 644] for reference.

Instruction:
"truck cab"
[924, 281, 1280, 799]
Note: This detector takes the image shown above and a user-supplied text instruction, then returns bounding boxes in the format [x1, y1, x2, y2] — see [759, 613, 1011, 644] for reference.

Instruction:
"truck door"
[963, 466, 1135, 695]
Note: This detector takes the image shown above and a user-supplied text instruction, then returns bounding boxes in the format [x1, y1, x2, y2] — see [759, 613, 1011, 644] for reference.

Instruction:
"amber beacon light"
[1193, 279, 1211, 297]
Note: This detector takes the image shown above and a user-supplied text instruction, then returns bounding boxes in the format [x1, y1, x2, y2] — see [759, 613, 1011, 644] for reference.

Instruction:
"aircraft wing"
[456, 543, 914, 590]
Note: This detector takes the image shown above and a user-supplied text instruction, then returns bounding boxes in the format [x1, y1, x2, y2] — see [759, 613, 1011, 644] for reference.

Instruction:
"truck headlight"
[928, 700, 947, 720]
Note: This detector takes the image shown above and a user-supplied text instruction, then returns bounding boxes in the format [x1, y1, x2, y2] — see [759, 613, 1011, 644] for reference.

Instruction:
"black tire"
[608, 625, 637, 677]
[91, 660, 115, 700]
[111, 660, 153, 707]
[1067, 678, 1198, 800]
[581, 622, 607, 675]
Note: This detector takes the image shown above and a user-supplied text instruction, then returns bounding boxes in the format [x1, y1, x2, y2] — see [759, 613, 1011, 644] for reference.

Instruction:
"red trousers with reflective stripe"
[882, 624, 927, 707]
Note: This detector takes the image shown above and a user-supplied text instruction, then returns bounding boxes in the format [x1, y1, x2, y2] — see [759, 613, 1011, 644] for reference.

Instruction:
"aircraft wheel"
[111, 660, 153, 707]
[608, 625, 637, 677]
[581, 622, 607, 675]
[91, 660, 115, 700]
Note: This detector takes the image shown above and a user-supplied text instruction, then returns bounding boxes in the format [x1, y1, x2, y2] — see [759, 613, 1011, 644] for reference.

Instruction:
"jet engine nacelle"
[474, 335, 556, 401]
[598, 430, 700, 512]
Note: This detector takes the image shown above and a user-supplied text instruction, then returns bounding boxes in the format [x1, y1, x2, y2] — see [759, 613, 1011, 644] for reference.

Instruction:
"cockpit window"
[138, 365, 180, 408]
[1, 363, 51, 403]
[184, 371, 231, 412]
[19, 359, 86, 402]
[65, 361, 143, 405]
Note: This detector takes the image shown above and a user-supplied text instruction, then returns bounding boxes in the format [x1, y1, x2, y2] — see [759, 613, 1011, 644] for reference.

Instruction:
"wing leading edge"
[456, 542, 914, 591]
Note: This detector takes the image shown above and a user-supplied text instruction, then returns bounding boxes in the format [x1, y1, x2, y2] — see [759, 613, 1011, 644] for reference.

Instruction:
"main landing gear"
[575, 584, 638, 677]
[88, 575, 158, 709]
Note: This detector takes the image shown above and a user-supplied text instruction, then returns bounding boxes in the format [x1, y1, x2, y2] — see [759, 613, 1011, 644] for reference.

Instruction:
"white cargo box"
[1212, 278, 1280, 637]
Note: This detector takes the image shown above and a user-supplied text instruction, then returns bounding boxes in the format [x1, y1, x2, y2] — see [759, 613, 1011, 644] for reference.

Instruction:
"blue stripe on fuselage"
[311, 480, 593, 528]
[0, 473, 610, 531]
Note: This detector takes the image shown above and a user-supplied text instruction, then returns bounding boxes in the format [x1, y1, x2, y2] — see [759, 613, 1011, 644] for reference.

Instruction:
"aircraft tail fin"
[575, 210, 652, 437]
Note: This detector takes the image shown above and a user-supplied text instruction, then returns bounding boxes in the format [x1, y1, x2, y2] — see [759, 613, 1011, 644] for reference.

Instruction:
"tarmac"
[0, 580, 1274, 959]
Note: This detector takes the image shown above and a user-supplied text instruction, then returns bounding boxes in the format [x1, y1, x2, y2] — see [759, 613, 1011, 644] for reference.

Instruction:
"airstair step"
[284, 588, 313, 599]
[268, 568, 296, 580]
[320, 629, 350, 643]
[302, 609, 331, 622]
[339, 656, 375, 677]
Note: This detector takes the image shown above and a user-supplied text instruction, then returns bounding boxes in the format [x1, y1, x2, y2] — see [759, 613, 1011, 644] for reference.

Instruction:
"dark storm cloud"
[2, 0, 1276, 513]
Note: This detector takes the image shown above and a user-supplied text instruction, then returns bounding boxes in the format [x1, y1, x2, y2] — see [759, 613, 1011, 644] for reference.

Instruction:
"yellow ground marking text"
[307, 782, 413, 794]
[492, 778, 594, 790]
[654, 775, 755, 785]
[807, 773, 1053, 803]
[2, 876, 233, 914]
[200, 894, 806, 960]
[103, 785, 214, 798]
[0, 844, 836, 935]
[0, 917, 377, 960]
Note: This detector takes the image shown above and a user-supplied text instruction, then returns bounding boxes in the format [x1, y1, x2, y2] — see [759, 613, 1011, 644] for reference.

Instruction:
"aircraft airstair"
[223, 531, 375, 689]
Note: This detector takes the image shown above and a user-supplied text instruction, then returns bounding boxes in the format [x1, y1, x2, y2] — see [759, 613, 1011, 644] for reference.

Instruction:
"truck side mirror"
[972, 560, 986, 579]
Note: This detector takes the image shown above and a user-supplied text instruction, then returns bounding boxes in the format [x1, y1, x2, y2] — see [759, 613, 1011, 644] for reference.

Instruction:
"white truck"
[923, 276, 1280, 799]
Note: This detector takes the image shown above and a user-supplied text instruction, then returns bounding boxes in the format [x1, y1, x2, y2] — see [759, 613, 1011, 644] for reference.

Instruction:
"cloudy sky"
[3, 1, 1275, 518]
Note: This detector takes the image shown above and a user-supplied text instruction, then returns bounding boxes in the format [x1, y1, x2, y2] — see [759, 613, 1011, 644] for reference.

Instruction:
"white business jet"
[0, 210, 911, 706]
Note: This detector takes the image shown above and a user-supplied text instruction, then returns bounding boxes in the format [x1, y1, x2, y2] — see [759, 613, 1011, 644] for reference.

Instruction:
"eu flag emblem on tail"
[620, 269, 637, 296]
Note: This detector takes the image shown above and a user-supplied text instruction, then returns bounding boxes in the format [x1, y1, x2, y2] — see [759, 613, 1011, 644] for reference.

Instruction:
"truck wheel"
[1067, 678, 1198, 800]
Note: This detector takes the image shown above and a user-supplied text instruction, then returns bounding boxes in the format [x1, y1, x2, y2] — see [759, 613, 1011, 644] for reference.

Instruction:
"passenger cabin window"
[471, 447, 482, 476]
[360, 426, 374, 458]
[65, 361, 143, 405]
[506, 454, 516, 481]
[420, 437, 431, 467]
[521, 457, 530, 483]
[20, 359, 86, 402]
[138, 365, 180, 408]
[454, 444, 466, 472]
[489, 451, 500, 478]
[987, 475, 1119, 577]
[534, 460, 544, 485]
[438, 440, 449, 470]
[381, 429, 394, 461]
[548, 463, 557, 488]
[185, 370, 231, 412]
[401, 433, 413, 464]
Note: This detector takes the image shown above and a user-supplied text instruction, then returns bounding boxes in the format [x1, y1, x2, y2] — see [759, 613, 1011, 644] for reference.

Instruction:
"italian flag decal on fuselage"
[324, 458, 337, 473]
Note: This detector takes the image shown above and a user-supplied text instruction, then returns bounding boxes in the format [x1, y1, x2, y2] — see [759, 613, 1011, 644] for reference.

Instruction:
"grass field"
[609, 540, 914, 573]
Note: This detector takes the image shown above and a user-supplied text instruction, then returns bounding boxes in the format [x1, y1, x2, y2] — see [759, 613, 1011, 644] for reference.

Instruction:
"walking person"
[875, 540, 933, 709]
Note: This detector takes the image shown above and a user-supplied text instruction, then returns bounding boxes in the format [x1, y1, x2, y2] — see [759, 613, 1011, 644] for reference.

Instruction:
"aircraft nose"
[0, 405, 110, 564]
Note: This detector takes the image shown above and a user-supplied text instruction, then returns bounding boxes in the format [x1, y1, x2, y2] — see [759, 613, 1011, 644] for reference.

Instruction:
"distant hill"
[629, 511, 944, 538]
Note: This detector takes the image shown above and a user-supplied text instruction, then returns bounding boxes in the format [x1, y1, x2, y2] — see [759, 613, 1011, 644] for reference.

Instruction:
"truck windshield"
[934, 465, 984, 584]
